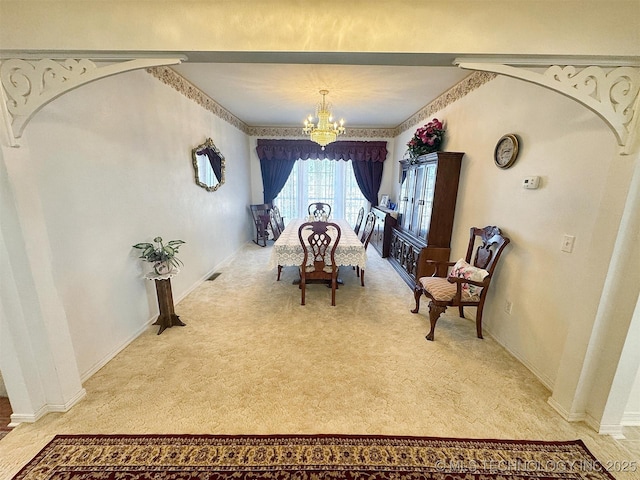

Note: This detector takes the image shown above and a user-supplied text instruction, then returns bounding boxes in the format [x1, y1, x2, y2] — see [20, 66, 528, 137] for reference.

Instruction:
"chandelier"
[303, 89, 345, 149]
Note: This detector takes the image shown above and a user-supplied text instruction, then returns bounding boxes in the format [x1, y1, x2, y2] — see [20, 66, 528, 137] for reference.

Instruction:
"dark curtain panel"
[256, 139, 387, 205]
[352, 160, 384, 206]
[204, 148, 223, 183]
[259, 157, 297, 205]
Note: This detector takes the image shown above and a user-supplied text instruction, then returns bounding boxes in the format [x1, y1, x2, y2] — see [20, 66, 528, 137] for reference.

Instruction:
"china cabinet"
[389, 152, 464, 287]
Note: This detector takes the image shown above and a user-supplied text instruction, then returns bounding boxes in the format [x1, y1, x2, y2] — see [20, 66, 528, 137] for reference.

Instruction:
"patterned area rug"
[12, 434, 615, 480]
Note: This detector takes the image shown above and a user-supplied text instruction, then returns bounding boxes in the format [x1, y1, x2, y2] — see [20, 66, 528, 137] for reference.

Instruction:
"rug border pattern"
[12, 434, 616, 480]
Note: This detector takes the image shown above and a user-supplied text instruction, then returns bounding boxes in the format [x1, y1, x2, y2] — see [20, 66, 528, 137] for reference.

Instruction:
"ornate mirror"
[192, 138, 225, 192]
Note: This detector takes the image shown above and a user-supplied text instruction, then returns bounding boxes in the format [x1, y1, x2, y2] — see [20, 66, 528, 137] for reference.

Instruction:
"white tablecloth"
[268, 218, 367, 269]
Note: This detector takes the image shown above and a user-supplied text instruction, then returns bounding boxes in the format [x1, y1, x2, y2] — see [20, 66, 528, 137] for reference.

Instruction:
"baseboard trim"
[596, 423, 625, 438]
[10, 404, 48, 425]
[10, 388, 86, 425]
[483, 327, 555, 391]
[546, 397, 587, 422]
[621, 412, 640, 426]
[81, 320, 152, 382]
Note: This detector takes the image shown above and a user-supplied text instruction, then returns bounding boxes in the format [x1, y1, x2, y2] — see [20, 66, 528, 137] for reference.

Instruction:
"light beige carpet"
[0, 242, 637, 479]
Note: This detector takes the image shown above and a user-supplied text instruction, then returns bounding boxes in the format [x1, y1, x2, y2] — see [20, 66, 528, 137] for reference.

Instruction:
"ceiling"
[172, 63, 471, 129]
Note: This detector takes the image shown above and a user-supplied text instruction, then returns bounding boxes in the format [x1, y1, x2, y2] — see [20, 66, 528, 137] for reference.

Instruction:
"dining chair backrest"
[360, 212, 376, 248]
[269, 208, 282, 241]
[271, 205, 286, 232]
[354, 207, 365, 235]
[298, 221, 342, 306]
[308, 202, 332, 221]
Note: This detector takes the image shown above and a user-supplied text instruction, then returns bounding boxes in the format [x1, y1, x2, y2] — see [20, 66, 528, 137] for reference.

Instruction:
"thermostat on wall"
[522, 176, 540, 189]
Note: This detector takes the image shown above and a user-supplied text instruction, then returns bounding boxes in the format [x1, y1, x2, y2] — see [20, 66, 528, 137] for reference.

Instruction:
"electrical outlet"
[561, 235, 576, 253]
[504, 300, 513, 315]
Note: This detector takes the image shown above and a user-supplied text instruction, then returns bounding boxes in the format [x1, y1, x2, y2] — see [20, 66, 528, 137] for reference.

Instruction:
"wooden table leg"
[152, 278, 186, 335]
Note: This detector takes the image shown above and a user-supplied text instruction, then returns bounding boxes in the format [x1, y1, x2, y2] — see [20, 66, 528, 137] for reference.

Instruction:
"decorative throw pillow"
[448, 259, 489, 301]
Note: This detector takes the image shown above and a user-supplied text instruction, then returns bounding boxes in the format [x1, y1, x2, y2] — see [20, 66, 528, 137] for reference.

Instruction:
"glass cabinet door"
[410, 165, 426, 233]
[399, 167, 415, 230]
[418, 163, 437, 238]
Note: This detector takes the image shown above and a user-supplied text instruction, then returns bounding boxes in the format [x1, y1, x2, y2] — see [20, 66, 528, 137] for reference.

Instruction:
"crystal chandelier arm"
[302, 89, 346, 148]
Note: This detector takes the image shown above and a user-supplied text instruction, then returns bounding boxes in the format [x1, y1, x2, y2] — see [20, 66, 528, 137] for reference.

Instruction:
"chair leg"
[331, 277, 337, 306]
[277, 265, 283, 281]
[459, 305, 464, 318]
[475, 301, 486, 339]
[411, 286, 422, 314]
[300, 275, 306, 305]
[426, 302, 446, 341]
[360, 269, 365, 287]
[356, 266, 360, 277]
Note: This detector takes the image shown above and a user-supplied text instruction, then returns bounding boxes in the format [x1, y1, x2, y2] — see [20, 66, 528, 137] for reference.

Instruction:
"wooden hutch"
[370, 206, 397, 258]
[388, 151, 464, 288]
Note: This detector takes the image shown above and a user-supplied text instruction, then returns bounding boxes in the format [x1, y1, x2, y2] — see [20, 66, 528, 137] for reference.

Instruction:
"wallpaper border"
[147, 67, 496, 138]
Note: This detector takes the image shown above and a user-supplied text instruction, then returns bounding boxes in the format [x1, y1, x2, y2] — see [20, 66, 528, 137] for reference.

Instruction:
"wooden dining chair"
[249, 204, 271, 247]
[356, 212, 376, 286]
[268, 208, 282, 241]
[271, 205, 286, 233]
[298, 221, 341, 306]
[411, 226, 510, 341]
[308, 202, 332, 221]
[353, 207, 365, 235]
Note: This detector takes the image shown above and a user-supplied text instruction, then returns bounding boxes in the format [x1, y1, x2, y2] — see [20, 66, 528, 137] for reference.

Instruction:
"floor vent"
[207, 272, 221, 281]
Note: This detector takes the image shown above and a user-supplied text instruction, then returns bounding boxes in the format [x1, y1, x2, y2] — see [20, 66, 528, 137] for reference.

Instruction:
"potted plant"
[133, 236, 185, 275]
[405, 118, 445, 163]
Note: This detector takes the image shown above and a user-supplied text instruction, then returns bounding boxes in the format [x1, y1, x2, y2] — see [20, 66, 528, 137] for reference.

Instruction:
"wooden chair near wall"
[353, 207, 365, 235]
[411, 226, 510, 341]
[250, 204, 271, 247]
[308, 202, 332, 221]
[298, 221, 341, 306]
[355, 212, 376, 287]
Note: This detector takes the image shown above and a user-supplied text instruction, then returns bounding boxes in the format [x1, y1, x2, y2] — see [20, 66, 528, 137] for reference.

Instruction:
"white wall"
[625, 368, 640, 425]
[391, 75, 631, 389]
[8, 69, 252, 380]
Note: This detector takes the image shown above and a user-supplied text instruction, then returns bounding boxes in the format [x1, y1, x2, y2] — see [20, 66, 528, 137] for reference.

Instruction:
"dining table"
[268, 218, 367, 272]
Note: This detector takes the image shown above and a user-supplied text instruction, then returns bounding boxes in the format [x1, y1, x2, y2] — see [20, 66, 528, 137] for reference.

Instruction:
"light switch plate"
[562, 235, 575, 253]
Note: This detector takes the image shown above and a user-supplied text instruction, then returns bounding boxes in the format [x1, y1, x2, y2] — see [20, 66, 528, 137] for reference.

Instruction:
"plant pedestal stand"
[145, 270, 185, 335]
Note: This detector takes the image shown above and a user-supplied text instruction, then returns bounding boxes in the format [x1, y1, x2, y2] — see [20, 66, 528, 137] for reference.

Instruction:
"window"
[274, 159, 368, 225]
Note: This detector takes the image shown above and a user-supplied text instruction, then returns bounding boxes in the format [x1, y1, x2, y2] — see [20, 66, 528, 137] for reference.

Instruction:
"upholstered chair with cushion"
[411, 226, 510, 341]
[298, 221, 341, 306]
[308, 202, 332, 221]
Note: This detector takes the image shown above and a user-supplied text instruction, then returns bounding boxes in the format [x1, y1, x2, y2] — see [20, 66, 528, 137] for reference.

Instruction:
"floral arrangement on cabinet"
[406, 118, 445, 163]
[133, 236, 185, 275]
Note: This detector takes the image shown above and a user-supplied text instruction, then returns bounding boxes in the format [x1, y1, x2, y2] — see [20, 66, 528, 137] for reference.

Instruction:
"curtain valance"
[256, 139, 388, 163]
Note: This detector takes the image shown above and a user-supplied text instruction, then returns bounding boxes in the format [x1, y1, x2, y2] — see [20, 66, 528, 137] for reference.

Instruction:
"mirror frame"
[192, 137, 225, 192]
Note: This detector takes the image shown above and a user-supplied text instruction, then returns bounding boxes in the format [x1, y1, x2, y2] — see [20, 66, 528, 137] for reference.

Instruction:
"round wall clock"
[494, 134, 520, 169]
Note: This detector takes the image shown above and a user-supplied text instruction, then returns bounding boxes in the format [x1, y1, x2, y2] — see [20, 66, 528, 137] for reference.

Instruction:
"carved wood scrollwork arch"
[455, 60, 640, 155]
[0, 57, 183, 147]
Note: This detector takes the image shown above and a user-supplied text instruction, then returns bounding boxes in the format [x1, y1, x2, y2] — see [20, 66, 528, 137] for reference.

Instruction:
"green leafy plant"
[133, 236, 185, 272]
